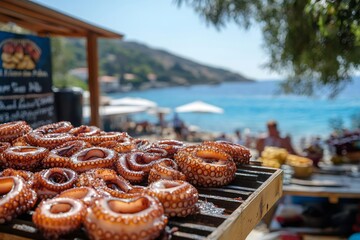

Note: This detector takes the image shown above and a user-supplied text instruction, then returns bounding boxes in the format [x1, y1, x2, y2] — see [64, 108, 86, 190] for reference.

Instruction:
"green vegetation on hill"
[51, 38, 252, 90]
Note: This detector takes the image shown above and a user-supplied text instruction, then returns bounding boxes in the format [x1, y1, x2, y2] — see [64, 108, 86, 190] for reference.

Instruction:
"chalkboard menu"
[0, 31, 55, 128]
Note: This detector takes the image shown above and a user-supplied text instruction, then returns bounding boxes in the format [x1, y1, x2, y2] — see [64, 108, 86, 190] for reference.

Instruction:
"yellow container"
[286, 154, 313, 178]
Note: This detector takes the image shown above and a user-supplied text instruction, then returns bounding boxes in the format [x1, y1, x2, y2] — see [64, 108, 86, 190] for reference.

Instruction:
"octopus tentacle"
[76, 168, 142, 198]
[34, 168, 78, 199]
[98, 139, 135, 153]
[84, 195, 168, 240]
[33, 197, 86, 239]
[175, 145, 236, 187]
[57, 187, 101, 206]
[132, 138, 151, 151]
[12, 136, 30, 146]
[35, 121, 73, 134]
[0, 121, 31, 142]
[145, 180, 198, 217]
[25, 132, 75, 149]
[2, 146, 49, 170]
[152, 140, 186, 158]
[148, 158, 186, 184]
[0, 168, 35, 187]
[203, 140, 251, 165]
[0, 142, 11, 168]
[115, 153, 147, 184]
[42, 140, 92, 168]
[69, 147, 118, 173]
[0, 176, 37, 223]
[70, 125, 101, 138]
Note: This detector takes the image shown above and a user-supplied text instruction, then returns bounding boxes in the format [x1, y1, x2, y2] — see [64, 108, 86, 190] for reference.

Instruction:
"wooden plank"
[207, 169, 283, 240]
[86, 32, 101, 127]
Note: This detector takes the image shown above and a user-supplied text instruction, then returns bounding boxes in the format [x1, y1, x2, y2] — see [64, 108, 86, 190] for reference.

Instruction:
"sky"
[34, 0, 284, 81]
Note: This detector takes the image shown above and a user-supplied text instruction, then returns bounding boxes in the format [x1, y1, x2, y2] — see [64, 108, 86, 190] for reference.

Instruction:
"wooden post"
[86, 32, 101, 127]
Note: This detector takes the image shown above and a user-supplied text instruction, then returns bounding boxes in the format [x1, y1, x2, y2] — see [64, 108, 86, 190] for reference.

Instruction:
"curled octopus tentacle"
[34, 167, 78, 199]
[70, 125, 101, 138]
[132, 138, 151, 151]
[145, 180, 198, 217]
[12, 136, 30, 146]
[0, 176, 37, 223]
[42, 140, 92, 168]
[35, 121, 73, 134]
[148, 158, 186, 184]
[57, 187, 101, 206]
[2, 146, 49, 170]
[115, 152, 162, 184]
[0, 168, 35, 187]
[69, 147, 118, 173]
[152, 140, 186, 158]
[175, 145, 236, 187]
[0, 142, 11, 167]
[33, 197, 86, 239]
[0, 121, 31, 142]
[203, 140, 251, 165]
[76, 168, 143, 198]
[98, 139, 135, 153]
[84, 195, 168, 240]
[25, 132, 75, 149]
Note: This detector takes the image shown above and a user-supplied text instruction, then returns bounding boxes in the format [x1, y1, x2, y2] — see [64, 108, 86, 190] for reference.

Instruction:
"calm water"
[108, 79, 360, 142]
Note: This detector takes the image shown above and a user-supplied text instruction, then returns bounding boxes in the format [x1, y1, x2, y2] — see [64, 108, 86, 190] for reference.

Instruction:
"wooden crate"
[0, 165, 283, 240]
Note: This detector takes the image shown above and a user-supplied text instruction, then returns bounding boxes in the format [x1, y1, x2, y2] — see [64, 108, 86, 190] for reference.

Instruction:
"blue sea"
[108, 78, 360, 143]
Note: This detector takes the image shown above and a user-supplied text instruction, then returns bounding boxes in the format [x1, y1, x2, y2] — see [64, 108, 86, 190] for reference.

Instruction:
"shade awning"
[0, 0, 123, 38]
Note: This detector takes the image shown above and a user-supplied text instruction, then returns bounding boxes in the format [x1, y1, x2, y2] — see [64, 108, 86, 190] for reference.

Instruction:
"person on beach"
[233, 129, 245, 145]
[172, 113, 184, 139]
[256, 120, 297, 155]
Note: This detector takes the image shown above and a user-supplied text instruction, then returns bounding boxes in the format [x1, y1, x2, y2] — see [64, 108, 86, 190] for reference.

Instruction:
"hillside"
[55, 38, 253, 91]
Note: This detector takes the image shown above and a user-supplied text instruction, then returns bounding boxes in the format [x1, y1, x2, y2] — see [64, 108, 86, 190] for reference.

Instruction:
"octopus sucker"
[203, 140, 251, 165]
[84, 195, 167, 240]
[0, 176, 37, 223]
[32, 197, 86, 239]
[70, 147, 118, 173]
[146, 180, 198, 217]
[175, 145, 236, 187]
[2, 146, 49, 170]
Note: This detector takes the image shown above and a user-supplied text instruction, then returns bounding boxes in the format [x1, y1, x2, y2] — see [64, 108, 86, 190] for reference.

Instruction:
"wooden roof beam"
[0, 11, 75, 35]
[5, 0, 122, 38]
[0, 1, 87, 36]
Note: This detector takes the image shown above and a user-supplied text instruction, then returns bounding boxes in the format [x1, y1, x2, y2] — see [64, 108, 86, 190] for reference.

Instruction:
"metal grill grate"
[0, 165, 282, 240]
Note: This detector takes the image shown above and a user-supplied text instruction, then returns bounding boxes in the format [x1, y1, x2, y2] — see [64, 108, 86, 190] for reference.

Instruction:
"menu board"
[0, 31, 55, 128]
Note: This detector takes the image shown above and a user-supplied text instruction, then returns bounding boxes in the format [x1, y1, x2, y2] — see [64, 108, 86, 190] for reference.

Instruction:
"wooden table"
[283, 170, 360, 203]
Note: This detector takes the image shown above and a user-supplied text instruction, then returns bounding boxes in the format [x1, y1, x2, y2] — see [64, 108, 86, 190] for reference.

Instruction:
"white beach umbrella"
[83, 105, 148, 118]
[110, 97, 157, 108]
[175, 101, 224, 114]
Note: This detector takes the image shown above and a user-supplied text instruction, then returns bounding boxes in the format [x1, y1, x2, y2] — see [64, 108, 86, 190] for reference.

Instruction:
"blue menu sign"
[0, 31, 55, 127]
